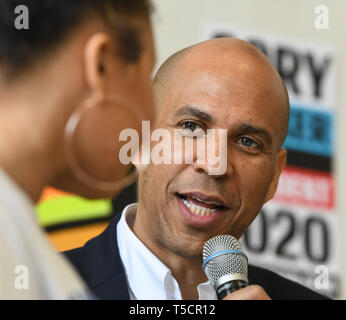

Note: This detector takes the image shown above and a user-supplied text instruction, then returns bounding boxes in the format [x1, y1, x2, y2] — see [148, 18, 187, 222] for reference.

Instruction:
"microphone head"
[202, 235, 248, 288]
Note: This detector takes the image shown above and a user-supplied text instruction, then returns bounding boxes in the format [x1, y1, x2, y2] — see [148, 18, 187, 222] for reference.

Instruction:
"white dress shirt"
[116, 203, 217, 300]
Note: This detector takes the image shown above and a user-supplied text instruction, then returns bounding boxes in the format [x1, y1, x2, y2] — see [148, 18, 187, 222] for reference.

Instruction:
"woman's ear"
[83, 32, 117, 98]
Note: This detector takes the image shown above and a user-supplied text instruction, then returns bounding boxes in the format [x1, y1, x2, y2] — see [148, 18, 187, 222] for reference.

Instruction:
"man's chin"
[171, 247, 204, 260]
[161, 236, 205, 259]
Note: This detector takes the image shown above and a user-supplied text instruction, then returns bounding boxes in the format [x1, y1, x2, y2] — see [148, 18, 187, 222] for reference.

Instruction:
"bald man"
[65, 38, 328, 300]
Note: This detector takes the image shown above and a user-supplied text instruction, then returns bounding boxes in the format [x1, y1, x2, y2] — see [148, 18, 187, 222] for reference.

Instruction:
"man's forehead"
[171, 71, 229, 101]
[162, 67, 275, 116]
[154, 38, 290, 146]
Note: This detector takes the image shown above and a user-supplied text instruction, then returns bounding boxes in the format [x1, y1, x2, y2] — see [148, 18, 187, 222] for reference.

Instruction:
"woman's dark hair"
[0, 0, 153, 76]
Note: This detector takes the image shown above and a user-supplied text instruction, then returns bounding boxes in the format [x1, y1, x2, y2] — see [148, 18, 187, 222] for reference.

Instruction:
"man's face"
[137, 48, 287, 259]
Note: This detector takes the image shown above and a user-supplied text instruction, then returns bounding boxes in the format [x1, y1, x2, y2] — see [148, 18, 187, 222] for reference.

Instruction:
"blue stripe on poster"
[283, 104, 334, 157]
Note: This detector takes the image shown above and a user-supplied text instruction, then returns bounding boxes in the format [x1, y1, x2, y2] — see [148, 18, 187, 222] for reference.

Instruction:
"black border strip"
[44, 214, 116, 233]
[286, 150, 332, 173]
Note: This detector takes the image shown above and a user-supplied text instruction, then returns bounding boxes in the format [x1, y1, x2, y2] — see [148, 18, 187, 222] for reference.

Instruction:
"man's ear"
[264, 148, 287, 203]
[83, 32, 121, 98]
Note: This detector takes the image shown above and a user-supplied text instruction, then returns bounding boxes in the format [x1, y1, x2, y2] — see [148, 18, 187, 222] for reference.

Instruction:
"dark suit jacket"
[64, 213, 329, 300]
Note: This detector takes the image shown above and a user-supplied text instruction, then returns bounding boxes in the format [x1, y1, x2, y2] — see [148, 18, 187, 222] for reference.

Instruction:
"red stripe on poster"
[272, 165, 334, 210]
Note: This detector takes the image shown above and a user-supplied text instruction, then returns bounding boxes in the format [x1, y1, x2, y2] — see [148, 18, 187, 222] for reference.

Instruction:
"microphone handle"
[217, 280, 248, 300]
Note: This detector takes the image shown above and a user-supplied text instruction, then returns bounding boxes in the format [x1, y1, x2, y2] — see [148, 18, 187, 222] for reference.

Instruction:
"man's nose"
[191, 129, 233, 178]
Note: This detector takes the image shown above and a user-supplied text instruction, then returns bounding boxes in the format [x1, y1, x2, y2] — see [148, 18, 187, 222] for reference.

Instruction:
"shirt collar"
[116, 203, 217, 300]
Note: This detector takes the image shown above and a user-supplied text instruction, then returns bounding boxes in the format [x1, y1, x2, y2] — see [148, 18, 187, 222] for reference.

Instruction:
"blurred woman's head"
[0, 0, 156, 200]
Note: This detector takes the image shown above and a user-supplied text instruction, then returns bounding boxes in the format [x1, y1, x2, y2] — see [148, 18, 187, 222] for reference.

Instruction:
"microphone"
[202, 235, 249, 300]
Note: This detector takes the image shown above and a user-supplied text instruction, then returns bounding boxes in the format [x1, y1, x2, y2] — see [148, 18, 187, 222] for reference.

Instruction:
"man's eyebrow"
[174, 105, 213, 122]
[239, 123, 272, 145]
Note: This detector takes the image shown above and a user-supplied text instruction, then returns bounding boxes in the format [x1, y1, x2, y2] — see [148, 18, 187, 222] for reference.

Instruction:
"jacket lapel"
[76, 214, 130, 300]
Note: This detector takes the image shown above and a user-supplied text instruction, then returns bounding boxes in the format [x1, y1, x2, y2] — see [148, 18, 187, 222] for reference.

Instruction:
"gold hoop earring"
[63, 93, 145, 194]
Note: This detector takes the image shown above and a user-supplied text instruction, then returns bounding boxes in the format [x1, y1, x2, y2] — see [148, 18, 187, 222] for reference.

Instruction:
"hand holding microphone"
[202, 235, 271, 300]
[222, 285, 271, 300]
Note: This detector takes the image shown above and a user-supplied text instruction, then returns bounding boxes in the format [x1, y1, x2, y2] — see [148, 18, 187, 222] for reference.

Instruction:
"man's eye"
[178, 121, 205, 138]
[181, 121, 200, 131]
[239, 137, 259, 148]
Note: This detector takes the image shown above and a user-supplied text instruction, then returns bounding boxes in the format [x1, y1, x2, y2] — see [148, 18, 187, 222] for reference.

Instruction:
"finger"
[222, 285, 271, 300]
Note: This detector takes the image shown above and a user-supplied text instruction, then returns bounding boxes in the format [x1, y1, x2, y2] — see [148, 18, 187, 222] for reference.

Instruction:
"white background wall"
[150, 0, 346, 299]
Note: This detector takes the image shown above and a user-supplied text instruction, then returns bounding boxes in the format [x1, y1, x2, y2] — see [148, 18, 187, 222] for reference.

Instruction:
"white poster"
[203, 23, 339, 298]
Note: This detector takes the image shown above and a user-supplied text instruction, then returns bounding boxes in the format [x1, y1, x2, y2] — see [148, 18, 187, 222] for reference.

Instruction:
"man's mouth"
[176, 192, 228, 217]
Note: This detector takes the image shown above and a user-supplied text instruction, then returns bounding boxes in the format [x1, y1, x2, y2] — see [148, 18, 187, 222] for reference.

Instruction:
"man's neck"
[169, 257, 208, 300]
[132, 203, 209, 300]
